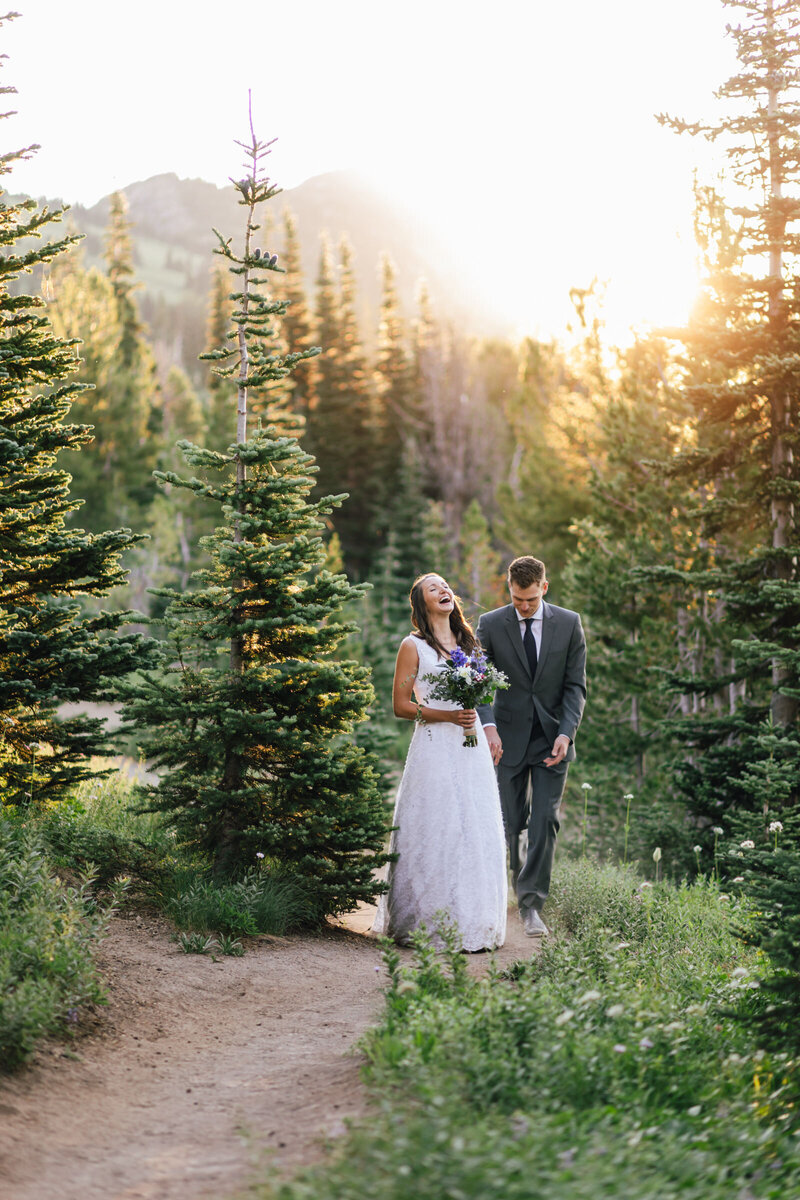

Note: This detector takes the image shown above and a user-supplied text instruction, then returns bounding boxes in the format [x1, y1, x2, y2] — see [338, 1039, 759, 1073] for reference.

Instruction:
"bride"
[372, 573, 507, 951]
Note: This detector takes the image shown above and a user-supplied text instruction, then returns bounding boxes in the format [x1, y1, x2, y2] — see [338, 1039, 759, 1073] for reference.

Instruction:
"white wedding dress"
[372, 636, 508, 951]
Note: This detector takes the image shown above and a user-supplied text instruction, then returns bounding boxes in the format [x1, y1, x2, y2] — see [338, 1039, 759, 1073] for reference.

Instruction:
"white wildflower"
[740, 840, 755, 850]
[687, 1105, 701, 1117]
[712, 826, 724, 836]
[581, 782, 592, 791]
[768, 820, 783, 834]
[577, 990, 602, 1005]
[606, 1004, 625, 1019]
[733, 876, 744, 883]
[623, 793, 634, 800]
[638, 1037, 654, 1050]
[731, 967, 748, 979]
[652, 847, 662, 863]
[613, 1043, 627, 1053]
[555, 1008, 575, 1026]
[693, 845, 702, 854]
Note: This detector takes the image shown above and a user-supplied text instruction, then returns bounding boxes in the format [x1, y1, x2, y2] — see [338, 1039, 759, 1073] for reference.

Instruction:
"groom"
[476, 556, 586, 937]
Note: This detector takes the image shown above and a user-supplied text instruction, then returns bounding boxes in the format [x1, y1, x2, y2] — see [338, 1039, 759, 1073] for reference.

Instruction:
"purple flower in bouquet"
[423, 647, 508, 747]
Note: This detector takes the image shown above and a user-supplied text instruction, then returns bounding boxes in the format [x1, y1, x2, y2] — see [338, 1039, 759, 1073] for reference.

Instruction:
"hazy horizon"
[6, 0, 739, 342]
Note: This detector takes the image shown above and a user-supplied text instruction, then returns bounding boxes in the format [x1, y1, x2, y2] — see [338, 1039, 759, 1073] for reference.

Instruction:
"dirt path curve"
[0, 904, 532, 1200]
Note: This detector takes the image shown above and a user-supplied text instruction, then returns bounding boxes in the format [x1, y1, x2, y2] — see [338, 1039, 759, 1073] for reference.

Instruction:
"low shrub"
[0, 819, 124, 1071]
[33, 768, 174, 891]
[255, 857, 799, 1200]
[164, 868, 314, 938]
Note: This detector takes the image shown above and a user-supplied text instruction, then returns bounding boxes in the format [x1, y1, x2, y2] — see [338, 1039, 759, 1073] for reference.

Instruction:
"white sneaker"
[521, 907, 549, 937]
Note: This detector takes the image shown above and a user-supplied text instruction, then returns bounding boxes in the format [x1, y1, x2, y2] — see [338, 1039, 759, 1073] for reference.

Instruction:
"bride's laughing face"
[422, 575, 455, 617]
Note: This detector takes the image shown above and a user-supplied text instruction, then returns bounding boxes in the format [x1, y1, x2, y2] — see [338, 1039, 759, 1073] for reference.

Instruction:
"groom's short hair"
[508, 556, 546, 587]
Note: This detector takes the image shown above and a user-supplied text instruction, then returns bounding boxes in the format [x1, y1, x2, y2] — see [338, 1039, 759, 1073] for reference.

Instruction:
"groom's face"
[509, 578, 548, 618]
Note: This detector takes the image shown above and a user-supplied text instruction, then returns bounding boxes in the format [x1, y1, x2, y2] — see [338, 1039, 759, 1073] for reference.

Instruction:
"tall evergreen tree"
[50, 199, 159, 534]
[496, 336, 593, 578]
[372, 254, 413, 528]
[277, 209, 317, 422]
[0, 24, 154, 805]
[121, 112, 390, 907]
[309, 236, 375, 578]
[652, 0, 800, 829]
[203, 264, 235, 453]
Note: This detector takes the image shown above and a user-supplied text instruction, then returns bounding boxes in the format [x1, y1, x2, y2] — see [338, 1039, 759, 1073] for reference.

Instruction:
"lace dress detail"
[372, 636, 507, 951]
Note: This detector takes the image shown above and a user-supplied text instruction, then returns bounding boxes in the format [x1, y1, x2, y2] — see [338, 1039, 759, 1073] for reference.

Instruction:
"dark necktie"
[523, 617, 538, 678]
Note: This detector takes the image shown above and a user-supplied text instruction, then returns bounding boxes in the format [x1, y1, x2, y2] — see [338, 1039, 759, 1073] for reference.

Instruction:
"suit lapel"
[503, 605, 531, 677]
[534, 601, 554, 685]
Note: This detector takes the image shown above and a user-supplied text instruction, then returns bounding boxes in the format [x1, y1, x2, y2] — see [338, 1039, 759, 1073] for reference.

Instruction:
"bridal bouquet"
[423, 646, 508, 747]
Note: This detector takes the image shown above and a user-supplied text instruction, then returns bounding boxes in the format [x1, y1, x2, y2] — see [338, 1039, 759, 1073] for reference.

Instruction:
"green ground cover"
[260, 858, 800, 1200]
[1, 766, 317, 1067]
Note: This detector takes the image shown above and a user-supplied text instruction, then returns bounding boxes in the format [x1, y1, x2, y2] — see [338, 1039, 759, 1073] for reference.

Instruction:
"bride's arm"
[392, 638, 475, 726]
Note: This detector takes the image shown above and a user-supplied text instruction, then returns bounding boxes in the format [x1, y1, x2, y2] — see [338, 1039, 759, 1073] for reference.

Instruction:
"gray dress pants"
[497, 731, 569, 914]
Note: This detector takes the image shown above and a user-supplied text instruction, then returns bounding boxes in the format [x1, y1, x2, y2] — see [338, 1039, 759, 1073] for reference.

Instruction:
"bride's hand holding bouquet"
[423, 646, 509, 747]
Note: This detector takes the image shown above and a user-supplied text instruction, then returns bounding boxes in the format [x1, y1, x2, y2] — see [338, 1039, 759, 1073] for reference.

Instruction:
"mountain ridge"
[60, 169, 510, 344]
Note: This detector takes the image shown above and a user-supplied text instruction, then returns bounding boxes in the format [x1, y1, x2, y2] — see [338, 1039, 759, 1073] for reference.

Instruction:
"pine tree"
[308, 235, 339, 456]
[49, 198, 160, 535]
[310, 236, 375, 578]
[203, 264, 235, 453]
[372, 254, 412, 527]
[277, 209, 316, 422]
[496, 336, 593, 579]
[652, 0, 800, 830]
[0, 25, 155, 805]
[121, 109, 390, 907]
[455, 498, 502, 625]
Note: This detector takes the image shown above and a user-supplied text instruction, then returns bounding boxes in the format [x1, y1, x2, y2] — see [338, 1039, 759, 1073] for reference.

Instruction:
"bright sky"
[6, 0, 738, 342]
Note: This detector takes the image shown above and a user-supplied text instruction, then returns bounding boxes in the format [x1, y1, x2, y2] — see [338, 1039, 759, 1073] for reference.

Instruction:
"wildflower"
[733, 876, 744, 883]
[255, 851, 265, 859]
[638, 1037, 654, 1050]
[740, 840, 755, 850]
[652, 847, 662, 863]
[768, 820, 783, 834]
[615, 941, 631, 950]
[719, 894, 730, 902]
[581, 782, 592, 791]
[555, 1008, 575, 1026]
[606, 1004, 625, 1019]
[577, 989, 602, 1005]
[639, 881, 653, 890]
[623, 793, 633, 800]
[712, 826, 723, 836]
[613, 1043, 627, 1053]
[693, 844, 702, 854]
[731, 967, 748, 979]
[374, 965, 380, 973]
[687, 1105, 701, 1117]
[27, 742, 40, 751]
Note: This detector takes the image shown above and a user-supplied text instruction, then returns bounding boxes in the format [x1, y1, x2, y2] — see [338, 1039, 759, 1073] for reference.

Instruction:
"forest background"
[5, 0, 798, 879]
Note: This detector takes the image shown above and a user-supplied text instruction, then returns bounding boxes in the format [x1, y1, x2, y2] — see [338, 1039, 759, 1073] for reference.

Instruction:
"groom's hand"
[485, 726, 503, 765]
[544, 735, 570, 767]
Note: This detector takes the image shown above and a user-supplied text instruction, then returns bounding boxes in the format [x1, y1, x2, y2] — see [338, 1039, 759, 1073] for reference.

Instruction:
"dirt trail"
[0, 904, 532, 1200]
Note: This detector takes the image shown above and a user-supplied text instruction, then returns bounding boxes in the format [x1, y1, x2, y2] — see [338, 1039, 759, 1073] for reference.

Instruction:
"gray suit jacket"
[476, 601, 587, 769]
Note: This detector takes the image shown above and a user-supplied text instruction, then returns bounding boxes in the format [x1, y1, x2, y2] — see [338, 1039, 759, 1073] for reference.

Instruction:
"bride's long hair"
[409, 574, 477, 659]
